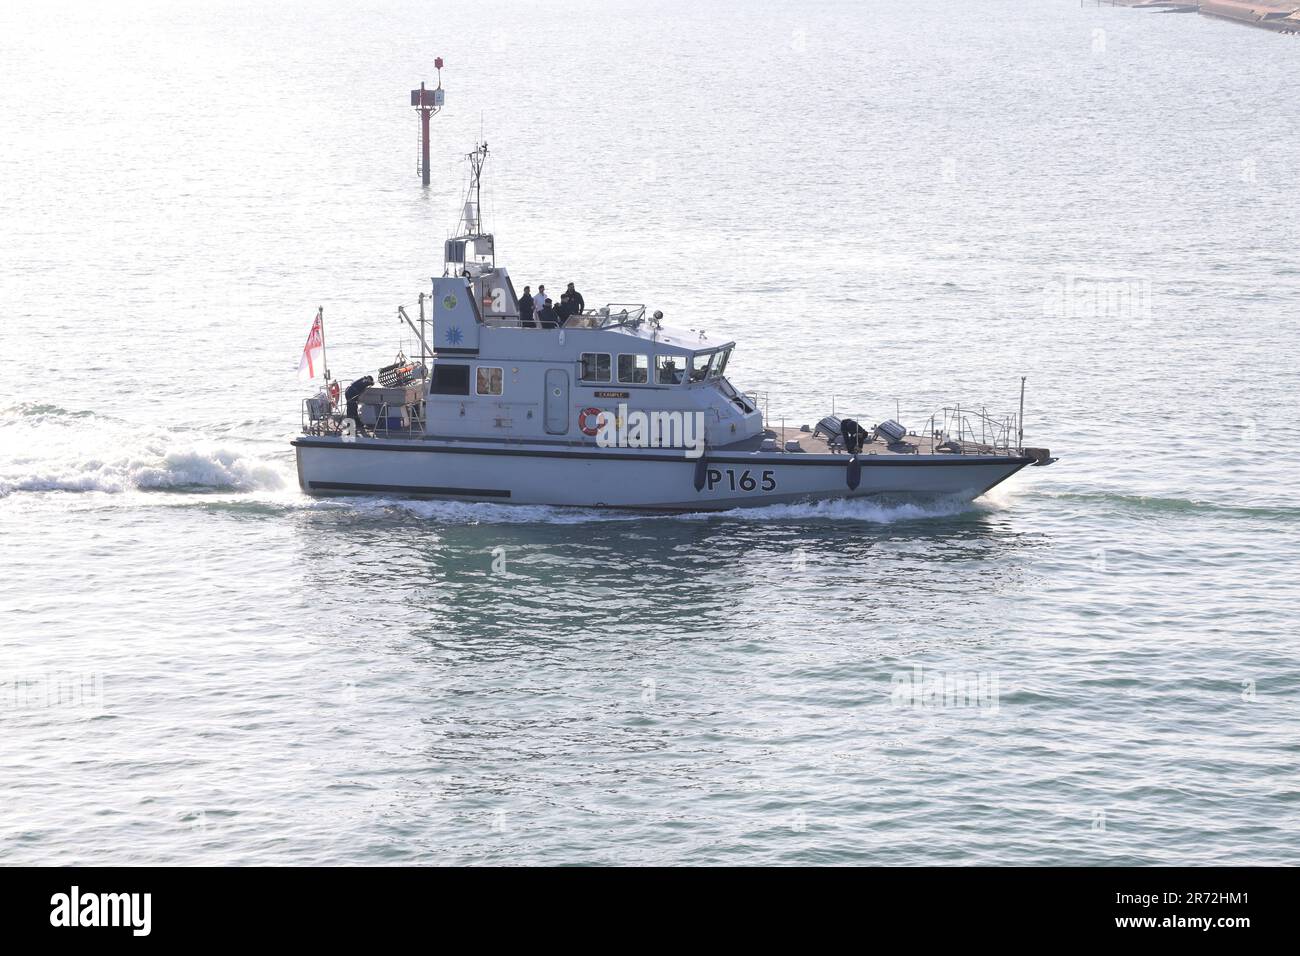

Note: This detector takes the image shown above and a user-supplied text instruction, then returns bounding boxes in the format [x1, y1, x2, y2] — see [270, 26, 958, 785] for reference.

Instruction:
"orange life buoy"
[578, 407, 605, 437]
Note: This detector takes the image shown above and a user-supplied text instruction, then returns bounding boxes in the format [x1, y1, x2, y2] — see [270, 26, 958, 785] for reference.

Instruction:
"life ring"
[578, 407, 605, 437]
[328, 381, 341, 405]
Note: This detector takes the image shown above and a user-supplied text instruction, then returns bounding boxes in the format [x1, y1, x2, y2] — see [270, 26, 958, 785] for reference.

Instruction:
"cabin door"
[544, 368, 569, 435]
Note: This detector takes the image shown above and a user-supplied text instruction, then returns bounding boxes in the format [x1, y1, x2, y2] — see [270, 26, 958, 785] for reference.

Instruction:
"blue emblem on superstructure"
[445, 326, 463, 345]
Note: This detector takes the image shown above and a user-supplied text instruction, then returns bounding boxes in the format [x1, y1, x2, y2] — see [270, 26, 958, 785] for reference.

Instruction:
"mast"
[445, 142, 494, 275]
[469, 142, 487, 234]
[417, 292, 429, 368]
[318, 306, 330, 382]
[1018, 376, 1026, 452]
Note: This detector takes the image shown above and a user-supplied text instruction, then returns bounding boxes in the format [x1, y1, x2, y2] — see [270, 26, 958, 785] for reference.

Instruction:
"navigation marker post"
[411, 59, 445, 188]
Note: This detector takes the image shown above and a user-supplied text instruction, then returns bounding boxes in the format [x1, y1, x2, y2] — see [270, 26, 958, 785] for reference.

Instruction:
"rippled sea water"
[2, 0, 1298, 865]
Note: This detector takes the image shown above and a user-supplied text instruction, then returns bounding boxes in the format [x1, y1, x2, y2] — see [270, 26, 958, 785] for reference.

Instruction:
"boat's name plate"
[593, 390, 629, 399]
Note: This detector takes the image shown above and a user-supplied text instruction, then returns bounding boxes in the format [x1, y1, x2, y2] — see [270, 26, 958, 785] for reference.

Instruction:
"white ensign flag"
[298, 313, 324, 380]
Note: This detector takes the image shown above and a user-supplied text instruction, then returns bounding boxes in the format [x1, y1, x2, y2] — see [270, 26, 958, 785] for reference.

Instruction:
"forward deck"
[719, 425, 1026, 459]
[717, 429, 1008, 457]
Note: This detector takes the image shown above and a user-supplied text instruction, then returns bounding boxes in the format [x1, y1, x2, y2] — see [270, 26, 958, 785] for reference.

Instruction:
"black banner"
[0, 867, 1287, 943]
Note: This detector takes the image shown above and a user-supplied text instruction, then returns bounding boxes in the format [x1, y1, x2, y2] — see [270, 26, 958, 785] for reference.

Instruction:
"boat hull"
[292, 437, 1034, 510]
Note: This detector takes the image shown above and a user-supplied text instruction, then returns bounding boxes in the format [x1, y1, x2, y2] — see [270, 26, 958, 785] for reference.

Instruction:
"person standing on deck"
[562, 282, 585, 316]
[518, 286, 535, 328]
[538, 298, 557, 329]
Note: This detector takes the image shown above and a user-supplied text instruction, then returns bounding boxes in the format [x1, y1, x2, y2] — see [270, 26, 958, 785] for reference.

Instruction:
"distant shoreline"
[1102, 0, 1300, 34]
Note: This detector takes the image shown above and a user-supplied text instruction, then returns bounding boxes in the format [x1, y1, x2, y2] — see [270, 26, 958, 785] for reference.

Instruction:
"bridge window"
[655, 355, 683, 385]
[476, 366, 503, 396]
[688, 354, 709, 383]
[580, 353, 611, 382]
[617, 354, 648, 384]
[430, 363, 470, 395]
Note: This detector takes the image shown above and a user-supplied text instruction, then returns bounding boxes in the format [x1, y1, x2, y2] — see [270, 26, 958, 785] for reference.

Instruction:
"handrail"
[923, 405, 1020, 455]
[566, 304, 647, 329]
[301, 397, 343, 436]
[484, 303, 647, 330]
[301, 395, 427, 438]
[743, 390, 770, 430]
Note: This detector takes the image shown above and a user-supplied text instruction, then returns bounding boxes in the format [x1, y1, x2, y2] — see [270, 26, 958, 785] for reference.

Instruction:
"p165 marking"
[705, 468, 777, 493]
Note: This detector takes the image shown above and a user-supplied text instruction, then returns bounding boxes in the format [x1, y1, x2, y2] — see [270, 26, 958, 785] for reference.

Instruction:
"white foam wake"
[0, 405, 290, 496]
[331, 493, 994, 526]
[0, 444, 290, 496]
[678, 494, 993, 524]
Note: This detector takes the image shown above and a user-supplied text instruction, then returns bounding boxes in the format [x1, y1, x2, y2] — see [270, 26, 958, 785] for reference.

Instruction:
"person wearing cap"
[538, 298, 558, 329]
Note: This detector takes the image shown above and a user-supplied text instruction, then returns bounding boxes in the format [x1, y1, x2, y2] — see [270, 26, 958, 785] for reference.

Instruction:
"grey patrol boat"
[293, 143, 1054, 511]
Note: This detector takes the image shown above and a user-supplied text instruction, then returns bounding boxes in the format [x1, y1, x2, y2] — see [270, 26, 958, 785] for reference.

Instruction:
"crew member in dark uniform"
[519, 286, 535, 328]
[562, 282, 585, 316]
[538, 298, 557, 329]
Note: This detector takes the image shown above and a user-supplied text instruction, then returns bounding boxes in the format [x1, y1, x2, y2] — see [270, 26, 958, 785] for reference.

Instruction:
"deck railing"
[923, 405, 1020, 455]
[301, 398, 427, 439]
[484, 304, 647, 330]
